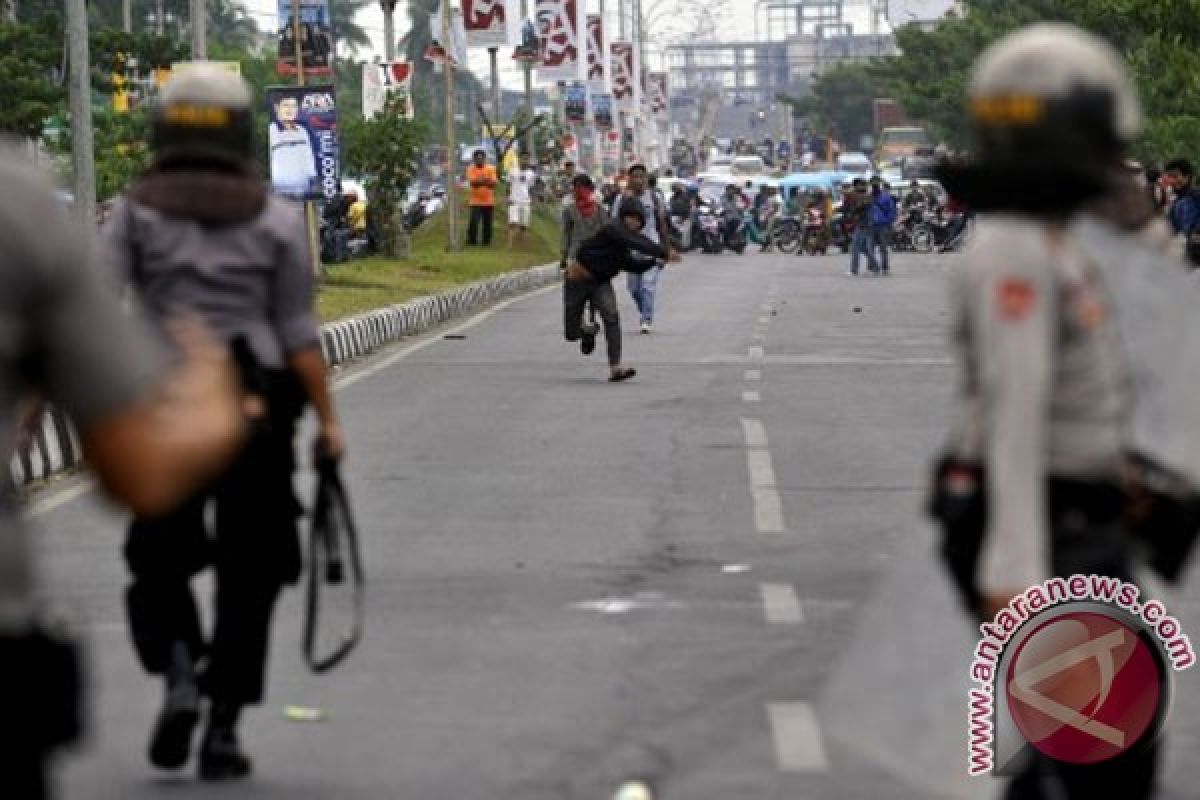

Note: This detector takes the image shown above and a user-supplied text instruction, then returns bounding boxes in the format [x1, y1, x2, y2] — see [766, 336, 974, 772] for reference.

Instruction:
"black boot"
[198, 702, 252, 781]
[148, 641, 201, 770]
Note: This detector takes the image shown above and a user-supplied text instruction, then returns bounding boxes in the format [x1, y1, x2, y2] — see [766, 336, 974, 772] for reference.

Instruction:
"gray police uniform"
[103, 183, 319, 707]
[0, 155, 167, 797]
[948, 213, 1131, 594]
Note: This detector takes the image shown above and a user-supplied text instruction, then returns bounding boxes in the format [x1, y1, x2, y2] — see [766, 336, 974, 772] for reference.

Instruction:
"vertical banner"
[362, 62, 414, 119]
[564, 81, 588, 124]
[276, 0, 334, 77]
[513, 16, 540, 62]
[462, 0, 521, 48]
[535, 0, 585, 83]
[585, 13, 608, 94]
[267, 85, 339, 201]
[647, 71, 669, 119]
[592, 92, 614, 130]
[611, 40, 639, 113]
[430, 1, 470, 66]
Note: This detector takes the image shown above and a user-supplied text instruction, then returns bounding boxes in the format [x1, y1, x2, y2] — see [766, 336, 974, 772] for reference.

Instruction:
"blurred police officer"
[0, 152, 245, 798]
[937, 24, 1158, 799]
[103, 64, 345, 781]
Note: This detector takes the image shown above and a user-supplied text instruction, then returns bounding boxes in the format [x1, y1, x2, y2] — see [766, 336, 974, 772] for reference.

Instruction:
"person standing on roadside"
[565, 202, 680, 381]
[465, 149, 498, 247]
[103, 64, 345, 783]
[613, 164, 675, 334]
[1165, 158, 1200, 266]
[932, 24, 1169, 799]
[1, 150, 247, 800]
[507, 154, 537, 250]
[868, 177, 897, 275]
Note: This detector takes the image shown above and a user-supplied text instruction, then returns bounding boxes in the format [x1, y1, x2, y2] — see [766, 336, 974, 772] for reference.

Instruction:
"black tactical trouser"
[1005, 480, 1159, 800]
[124, 378, 303, 707]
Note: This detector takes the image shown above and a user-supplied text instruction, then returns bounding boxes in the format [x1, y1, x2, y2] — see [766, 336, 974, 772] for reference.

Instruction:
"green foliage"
[330, 0, 373, 54]
[782, 63, 878, 148]
[341, 94, 429, 254]
[793, 0, 1200, 163]
[0, 19, 67, 140]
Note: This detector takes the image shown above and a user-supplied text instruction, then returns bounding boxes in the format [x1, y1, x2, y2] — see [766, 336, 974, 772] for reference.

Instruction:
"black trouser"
[564, 277, 621, 366]
[467, 205, 494, 246]
[124, 377, 303, 707]
[1005, 479, 1158, 800]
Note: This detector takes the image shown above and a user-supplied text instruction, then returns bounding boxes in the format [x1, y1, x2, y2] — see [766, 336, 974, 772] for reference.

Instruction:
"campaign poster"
[592, 91, 614, 130]
[429, 1, 470, 67]
[276, 0, 333, 77]
[266, 86, 339, 201]
[564, 82, 588, 124]
[585, 13, 608, 94]
[512, 16, 540, 62]
[362, 61, 414, 119]
[647, 71, 669, 118]
[611, 40, 639, 113]
[535, 0, 585, 83]
[462, 0, 521, 48]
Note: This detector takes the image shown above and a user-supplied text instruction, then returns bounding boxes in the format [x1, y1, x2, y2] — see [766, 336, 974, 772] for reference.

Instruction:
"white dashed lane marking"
[748, 346, 765, 360]
[760, 583, 803, 624]
[744, 369, 762, 383]
[742, 391, 761, 405]
[768, 703, 830, 772]
[740, 418, 768, 450]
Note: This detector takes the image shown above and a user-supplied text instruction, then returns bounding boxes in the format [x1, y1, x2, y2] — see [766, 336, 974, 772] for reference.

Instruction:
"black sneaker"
[147, 681, 200, 770]
[198, 726, 253, 782]
[581, 324, 598, 355]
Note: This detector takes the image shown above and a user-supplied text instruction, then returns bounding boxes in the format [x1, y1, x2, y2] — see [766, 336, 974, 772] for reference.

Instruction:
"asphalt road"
[29, 246, 1200, 799]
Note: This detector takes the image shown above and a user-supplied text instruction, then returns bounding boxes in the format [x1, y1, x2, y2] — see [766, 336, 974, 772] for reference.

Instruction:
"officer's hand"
[981, 591, 1021, 620]
[315, 423, 346, 463]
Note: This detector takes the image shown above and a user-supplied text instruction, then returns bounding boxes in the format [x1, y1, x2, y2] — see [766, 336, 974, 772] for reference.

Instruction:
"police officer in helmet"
[103, 63, 345, 781]
[936, 24, 1159, 799]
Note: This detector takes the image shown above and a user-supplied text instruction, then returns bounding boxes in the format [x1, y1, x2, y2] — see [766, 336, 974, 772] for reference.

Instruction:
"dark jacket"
[576, 222, 668, 283]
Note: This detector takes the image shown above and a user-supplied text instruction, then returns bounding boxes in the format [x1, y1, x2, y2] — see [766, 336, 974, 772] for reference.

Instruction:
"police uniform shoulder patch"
[996, 277, 1037, 322]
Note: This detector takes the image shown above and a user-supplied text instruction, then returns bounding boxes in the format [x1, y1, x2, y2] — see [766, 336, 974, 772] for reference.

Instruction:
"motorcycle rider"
[720, 184, 745, 246]
[103, 63, 345, 781]
[934, 24, 1168, 799]
[668, 183, 694, 250]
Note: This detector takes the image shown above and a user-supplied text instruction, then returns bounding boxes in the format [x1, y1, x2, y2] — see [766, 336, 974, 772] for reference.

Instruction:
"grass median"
[317, 199, 563, 322]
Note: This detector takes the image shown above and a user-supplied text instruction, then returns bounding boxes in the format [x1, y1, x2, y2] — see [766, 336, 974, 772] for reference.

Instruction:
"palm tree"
[208, 0, 259, 52]
[331, 0, 372, 54]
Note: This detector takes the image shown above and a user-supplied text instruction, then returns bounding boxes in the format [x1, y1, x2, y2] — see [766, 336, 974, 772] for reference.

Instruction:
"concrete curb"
[12, 262, 560, 488]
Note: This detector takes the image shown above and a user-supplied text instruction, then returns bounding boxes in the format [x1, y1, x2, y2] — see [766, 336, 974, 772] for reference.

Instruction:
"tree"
[330, 0, 372, 54]
[783, 63, 880, 151]
[0, 18, 66, 140]
[341, 94, 429, 256]
[208, 0, 260, 52]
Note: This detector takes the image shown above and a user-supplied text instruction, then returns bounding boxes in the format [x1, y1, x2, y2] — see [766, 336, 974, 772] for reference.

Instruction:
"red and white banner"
[646, 71, 668, 118]
[611, 40, 639, 114]
[362, 61, 414, 119]
[585, 13, 608, 94]
[535, 0, 586, 83]
[462, 0, 520, 48]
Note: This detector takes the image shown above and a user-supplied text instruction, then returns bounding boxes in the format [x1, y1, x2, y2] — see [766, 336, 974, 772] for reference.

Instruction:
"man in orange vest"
[465, 149, 498, 246]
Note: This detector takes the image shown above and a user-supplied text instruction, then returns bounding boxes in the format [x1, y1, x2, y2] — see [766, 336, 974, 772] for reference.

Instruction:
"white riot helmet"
[939, 23, 1143, 212]
[152, 63, 255, 166]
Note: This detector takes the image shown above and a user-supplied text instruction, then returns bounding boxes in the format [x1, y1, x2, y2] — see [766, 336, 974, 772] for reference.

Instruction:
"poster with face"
[611, 40, 639, 113]
[362, 62, 414, 119]
[564, 82, 588, 124]
[535, 0, 585, 83]
[585, 14, 608, 94]
[276, 0, 333, 77]
[462, 0, 521, 48]
[267, 86, 339, 201]
[592, 92, 614, 130]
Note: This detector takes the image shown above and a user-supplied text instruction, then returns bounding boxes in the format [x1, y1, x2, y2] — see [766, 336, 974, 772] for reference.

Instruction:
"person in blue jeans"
[614, 165, 674, 333]
[868, 177, 898, 275]
[846, 179, 877, 276]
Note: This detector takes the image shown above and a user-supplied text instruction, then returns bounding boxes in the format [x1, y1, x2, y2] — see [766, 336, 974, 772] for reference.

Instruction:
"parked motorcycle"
[770, 215, 802, 254]
[695, 202, 724, 254]
[829, 211, 854, 253]
[724, 210, 748, 255]
[800, 207, 829, 255]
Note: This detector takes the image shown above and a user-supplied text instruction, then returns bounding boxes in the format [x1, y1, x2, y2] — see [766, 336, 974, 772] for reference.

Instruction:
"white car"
[731, 155, 767, 176]
[707, 154, 734, 174]
[837, 152, 874, 177]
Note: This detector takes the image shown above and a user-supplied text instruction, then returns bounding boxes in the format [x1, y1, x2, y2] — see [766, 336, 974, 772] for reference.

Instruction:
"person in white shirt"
[268, 95, 317, 198]
[507, 155, 537, 249]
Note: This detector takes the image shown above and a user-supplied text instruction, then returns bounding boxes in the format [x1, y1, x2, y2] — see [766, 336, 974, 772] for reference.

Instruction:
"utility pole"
[3, 0, 16, 24]
[442, 0, 460, 250]
[67, 0, 95, 225]
[521, 0, 534, 160]
[488, 46, 500, 121]
[291, 0, 321, 275]
[156, 0, 165, 35]
[381, 0, 396, 61]
[191, 0, 207, 59]
[123, 0, 132, 31]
